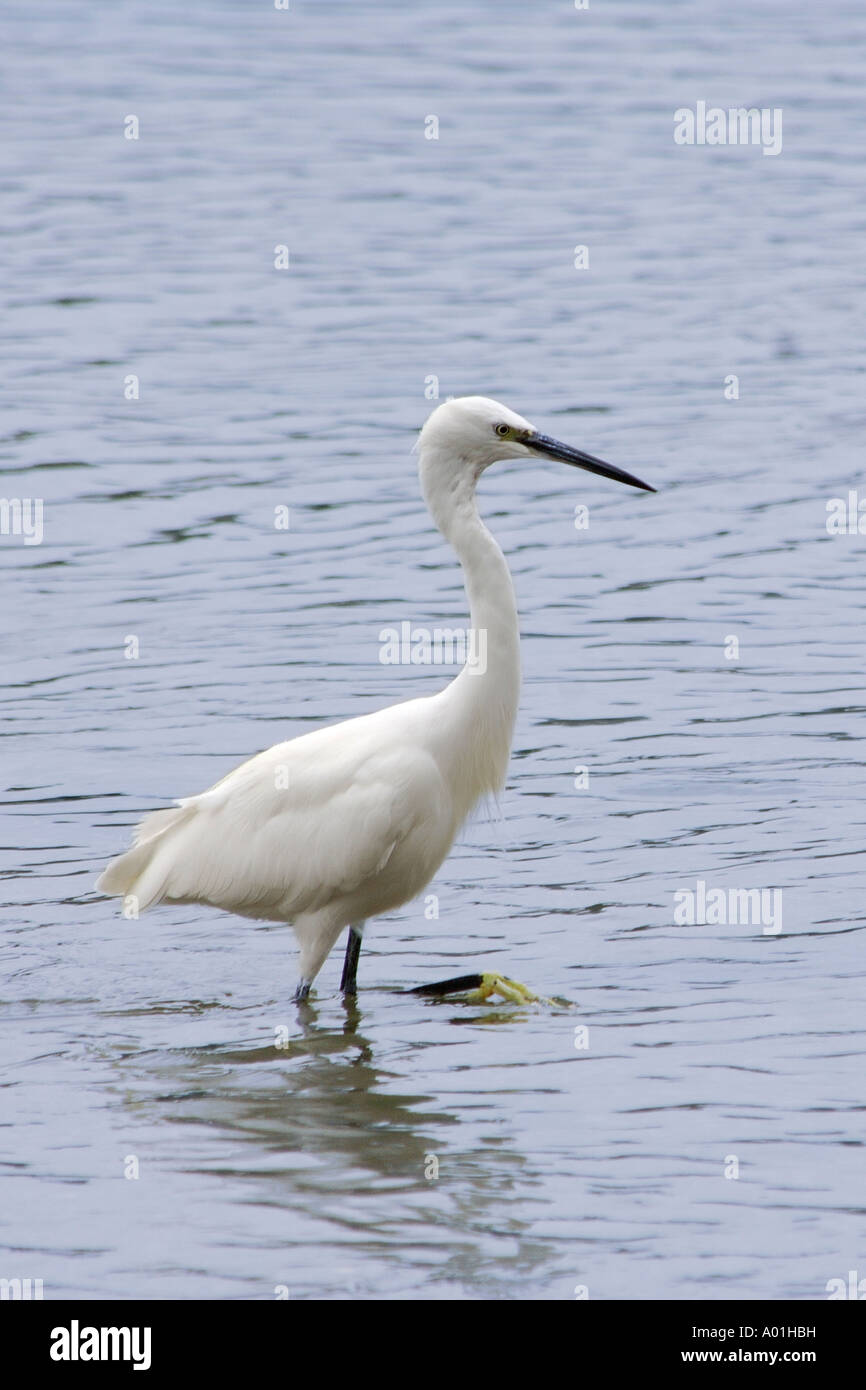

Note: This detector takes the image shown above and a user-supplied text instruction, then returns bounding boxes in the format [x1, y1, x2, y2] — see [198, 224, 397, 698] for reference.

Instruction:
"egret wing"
[100, 713, 444, 919]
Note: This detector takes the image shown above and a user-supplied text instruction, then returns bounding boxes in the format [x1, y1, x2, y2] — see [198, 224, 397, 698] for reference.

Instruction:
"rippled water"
[2, 0, 865, 1300]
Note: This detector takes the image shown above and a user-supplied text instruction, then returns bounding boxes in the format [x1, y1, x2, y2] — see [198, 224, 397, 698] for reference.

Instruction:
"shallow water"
[2, 0, 865, 1300]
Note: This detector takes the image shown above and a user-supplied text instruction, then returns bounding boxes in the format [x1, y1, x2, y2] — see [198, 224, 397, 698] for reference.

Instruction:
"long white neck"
[419, 446, 521, 816]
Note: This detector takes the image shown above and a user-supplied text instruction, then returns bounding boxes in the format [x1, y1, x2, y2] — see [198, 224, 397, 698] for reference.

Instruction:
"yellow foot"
[465, 972, 539, 1005]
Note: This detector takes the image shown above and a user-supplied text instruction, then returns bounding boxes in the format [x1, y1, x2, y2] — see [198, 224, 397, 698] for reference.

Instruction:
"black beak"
[529, 432, 656, 493]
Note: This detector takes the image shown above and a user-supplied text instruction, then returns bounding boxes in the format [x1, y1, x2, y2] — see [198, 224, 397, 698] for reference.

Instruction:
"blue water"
[1, 0, 865, 1300]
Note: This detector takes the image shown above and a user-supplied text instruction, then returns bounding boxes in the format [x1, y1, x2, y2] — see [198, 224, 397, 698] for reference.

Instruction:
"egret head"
[418, 395, 655, 493]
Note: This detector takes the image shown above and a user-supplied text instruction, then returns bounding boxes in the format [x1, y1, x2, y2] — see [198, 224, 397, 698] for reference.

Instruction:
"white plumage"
[97, 396, 653, 998]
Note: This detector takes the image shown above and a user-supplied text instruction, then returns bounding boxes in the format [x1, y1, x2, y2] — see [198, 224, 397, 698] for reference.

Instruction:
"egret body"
[97, 397, 654, 999]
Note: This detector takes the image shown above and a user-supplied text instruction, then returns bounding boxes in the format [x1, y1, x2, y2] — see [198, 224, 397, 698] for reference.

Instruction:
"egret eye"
[494, 423, 510, 438]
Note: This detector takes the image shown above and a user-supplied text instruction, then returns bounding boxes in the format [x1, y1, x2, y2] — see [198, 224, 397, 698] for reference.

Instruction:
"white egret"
[97, 396, 654, 1001]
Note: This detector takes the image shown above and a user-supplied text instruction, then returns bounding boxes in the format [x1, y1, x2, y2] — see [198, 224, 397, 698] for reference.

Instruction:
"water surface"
[1, 0, 865, 1300]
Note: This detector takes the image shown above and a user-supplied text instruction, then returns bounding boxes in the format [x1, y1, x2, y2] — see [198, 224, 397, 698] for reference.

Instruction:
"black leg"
[340, 924, 364, 994]
[406, 973, 484, 997]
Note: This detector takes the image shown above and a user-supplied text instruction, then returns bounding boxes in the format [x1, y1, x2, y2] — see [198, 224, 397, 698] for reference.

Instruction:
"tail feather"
[132, 803, 190, 847]
[96, 803, 196, 910]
